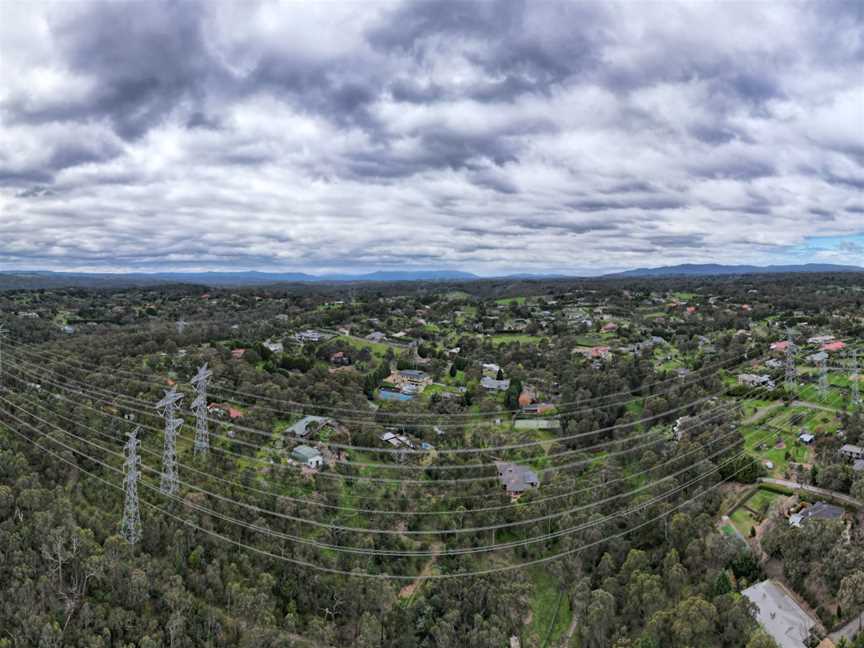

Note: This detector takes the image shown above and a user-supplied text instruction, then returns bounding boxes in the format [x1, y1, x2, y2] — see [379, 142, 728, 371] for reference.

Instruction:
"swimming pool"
[378, 389, 414, 401]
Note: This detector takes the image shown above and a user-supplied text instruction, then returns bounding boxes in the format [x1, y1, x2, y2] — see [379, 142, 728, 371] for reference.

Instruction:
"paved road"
[758, 478, 863, 509]
[831, 612, 864, 644]
[791, 399, 842, 413]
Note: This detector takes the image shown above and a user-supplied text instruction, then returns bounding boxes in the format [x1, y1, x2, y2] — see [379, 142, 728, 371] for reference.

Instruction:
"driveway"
[758, 478, 863, 509]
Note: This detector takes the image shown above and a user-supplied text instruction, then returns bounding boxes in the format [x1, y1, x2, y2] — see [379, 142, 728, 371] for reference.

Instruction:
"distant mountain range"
[602, 263, 864, 278]
[0, 263, 860, 289]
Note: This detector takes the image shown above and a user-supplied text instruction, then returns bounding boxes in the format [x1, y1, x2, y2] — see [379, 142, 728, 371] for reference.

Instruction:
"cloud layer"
[1, 0, 862, 273]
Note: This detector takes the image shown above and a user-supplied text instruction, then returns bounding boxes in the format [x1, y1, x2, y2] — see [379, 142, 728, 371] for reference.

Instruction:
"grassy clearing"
[797, 383, 848, 410]
[496, 296, 526, 305]
[525, 567, 571, 648]
[729, 488, 784, 537]
[490, 334, 544, 346]
[334, 335, 393, 359]
[743, 425, 811, 477]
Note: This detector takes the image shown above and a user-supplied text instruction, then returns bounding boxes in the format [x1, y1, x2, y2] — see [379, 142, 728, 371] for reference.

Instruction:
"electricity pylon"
[0, 324, 7, 386]
[784, 329, 797, 391]
[156, 387, 184, 496]
[851, 350, 861, 409]
[120, 427, 143, 545]
[176, 320, 187, 335]
[190, 363, 212, 456]
[818, 354, 828, 398]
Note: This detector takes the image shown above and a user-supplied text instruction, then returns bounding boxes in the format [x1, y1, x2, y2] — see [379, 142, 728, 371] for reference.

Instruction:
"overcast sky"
[0, 1, 862, 275]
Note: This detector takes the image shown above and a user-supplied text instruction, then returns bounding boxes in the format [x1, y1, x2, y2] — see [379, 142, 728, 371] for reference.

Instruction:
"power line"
[818, 353, 829, 398]
[14, 337, 743, 421]
[0, 400, 763, 554]
[7, 351, 736, 458]
[785, 328, 797, 392]
[2, 417, 764, 579]
[2, 383, 748, 518]
[5, 363, 737, 484]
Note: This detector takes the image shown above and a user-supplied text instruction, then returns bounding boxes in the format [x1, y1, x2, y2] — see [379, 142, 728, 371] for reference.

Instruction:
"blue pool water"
[378, 389, 414, 401]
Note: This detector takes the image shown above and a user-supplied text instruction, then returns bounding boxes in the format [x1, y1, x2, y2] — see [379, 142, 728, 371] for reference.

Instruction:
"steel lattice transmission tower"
[121, 427, 143, 544]
[784, 329, 797, 391]
[818, 354, 829, 398]
[156, 387, 184, 495]
[176, 319, 188, 335]
[0, 323, 7, 385]
[851, 349, 861, 409]
[190, 363, 212, 456]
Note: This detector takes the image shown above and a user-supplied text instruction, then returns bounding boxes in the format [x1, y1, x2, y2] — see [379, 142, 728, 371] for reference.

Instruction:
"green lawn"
[797, 383, 848, 410]
[334, 335, 392, 359]
[743, 425, 812, 478]
[496, 296, 526, 306]
[490, 334, 544, 346]
[729, 488, 784, 537]
[672, 292, 696, 301]
[525, 567, 571, 648]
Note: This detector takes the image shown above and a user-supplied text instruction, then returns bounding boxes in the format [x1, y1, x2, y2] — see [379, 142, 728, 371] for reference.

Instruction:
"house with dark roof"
[495, 462, 540, 497]
[788, 501, 844, 528]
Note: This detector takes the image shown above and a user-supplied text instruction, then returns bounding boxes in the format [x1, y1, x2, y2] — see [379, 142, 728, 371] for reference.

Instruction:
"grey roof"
[743, 580, 814, 648]
[399, 369, 429, 379]
[291, 445, 322, 461]
[496, 462, 540, 493]
[481, 376, 511, 390]
[289, 415, 334, 437]
[790, 501, 844, 526]
[853, 459, 864, 472]
[840, 444, 864, 455]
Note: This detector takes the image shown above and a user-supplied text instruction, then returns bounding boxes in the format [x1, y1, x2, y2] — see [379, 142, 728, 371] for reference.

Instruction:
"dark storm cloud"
[10, 1, 217, 139]
[1, 0, 862, 273]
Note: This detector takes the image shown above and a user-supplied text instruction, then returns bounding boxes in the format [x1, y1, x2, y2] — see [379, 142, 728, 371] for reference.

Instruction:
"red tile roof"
[821, 341, 846, 352]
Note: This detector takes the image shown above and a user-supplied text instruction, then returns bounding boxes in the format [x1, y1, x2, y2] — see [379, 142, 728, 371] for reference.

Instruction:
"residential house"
[482, 362, 501, 377]
[291, 445, 324, 469]
[738, 373, 775, 389]
[839, 444, 864, 461]
[208, 403, 243, 420]
[366, 331, 387, 343]
[788, 501, 844, 528]
[481, 376, 511, 391]
[263, 339, 284, 354]
[329, 351, 352, 366]
[821, 341, 846, 353]
[770, 340, 790, 353]
[230, 348, 246, 360]
[522, 402, 556, 415]
[798, 433, 815, 445]
[391, 369, 432, 393]
[495, 462, 540, 498]
[289, 416, 336, 439]
[295, 329, 323, 343]
[517, 388, 535, 408]
[808, 335, 835, 344]
[601, 322, 618, 333]
[574, 346, 611, 361]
